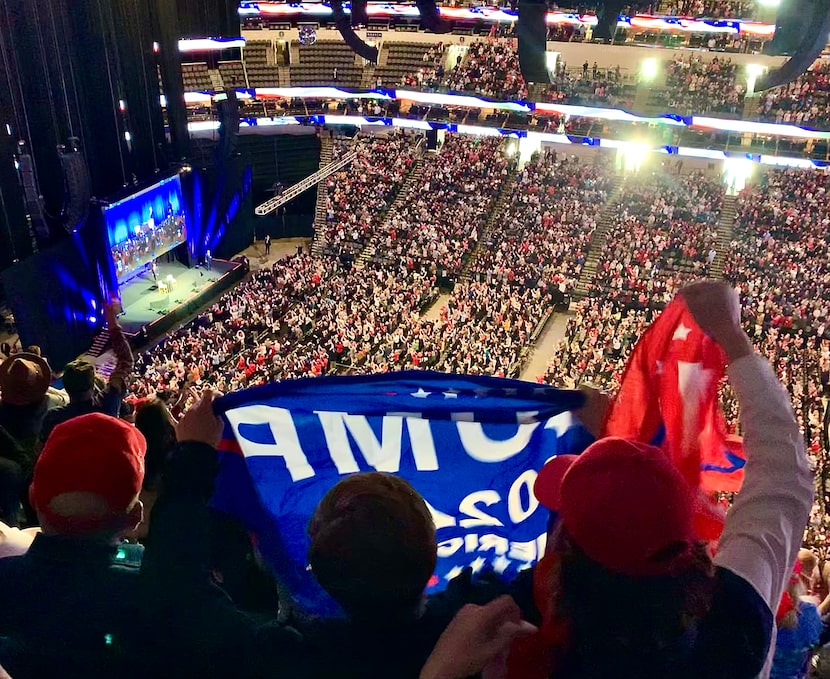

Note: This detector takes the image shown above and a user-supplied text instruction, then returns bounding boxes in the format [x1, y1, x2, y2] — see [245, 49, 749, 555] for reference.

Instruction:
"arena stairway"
[87, 329, 111, 358]
[311, 136, 335, 256]
[710, 193, 737, 280]
[355, 138, 427, 267]
[573, 174, 625, 299]
[459, 163, 520, 283]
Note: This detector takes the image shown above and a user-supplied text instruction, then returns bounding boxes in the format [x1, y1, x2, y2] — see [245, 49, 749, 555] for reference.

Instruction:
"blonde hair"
[778, 577, 806, 630]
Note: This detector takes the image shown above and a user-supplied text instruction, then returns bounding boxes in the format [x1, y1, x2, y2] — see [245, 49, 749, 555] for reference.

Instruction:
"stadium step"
[460, 160, 520, 282]
[710, 194, 738, 280]
[356, 137, 427, 268]
[312, 137, 336, 256]
[289, 41, 300, 65]
[574, 175, 625, 298]
[208, 69, 224, 92]
[278, 66, 290, 87]
[361, 65, 376, 89]
[87, 329, 111, 358]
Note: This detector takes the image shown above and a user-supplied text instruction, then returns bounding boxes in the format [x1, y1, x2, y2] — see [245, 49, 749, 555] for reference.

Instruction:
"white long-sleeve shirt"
[715, 354, 815, 678]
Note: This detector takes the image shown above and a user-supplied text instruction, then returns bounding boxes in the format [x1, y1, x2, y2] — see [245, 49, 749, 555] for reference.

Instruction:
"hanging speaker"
[59, 141, 92, 234]
[757, 0, 830, 90]
[216, 89, 240, 160]
[517, 0, 551, 84]
[351, 0, 369, 26]
[16, 152, 49, 241]
[330, 0, 379, 61]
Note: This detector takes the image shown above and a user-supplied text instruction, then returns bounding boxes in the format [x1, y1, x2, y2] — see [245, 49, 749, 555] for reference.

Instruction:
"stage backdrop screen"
[103, 174, 187, 283]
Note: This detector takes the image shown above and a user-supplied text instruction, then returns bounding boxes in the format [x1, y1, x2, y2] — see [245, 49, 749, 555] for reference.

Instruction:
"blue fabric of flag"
[213, 371, 592, 616]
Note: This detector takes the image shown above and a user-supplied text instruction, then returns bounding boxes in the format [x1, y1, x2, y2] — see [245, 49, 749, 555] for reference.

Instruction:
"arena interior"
[1, 0, 830, 676]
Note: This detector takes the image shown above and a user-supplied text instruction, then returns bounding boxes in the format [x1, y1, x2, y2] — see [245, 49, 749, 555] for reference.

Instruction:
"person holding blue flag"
[142, 389, 551, 679]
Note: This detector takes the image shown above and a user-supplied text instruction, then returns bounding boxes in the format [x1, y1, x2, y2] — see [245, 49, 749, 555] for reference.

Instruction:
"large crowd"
[660, 56, 745, 116]
[373, 134, 510, 279]
[320, 132, 421, 257]
[759, 61, 830, 129]
[469, 151, 613, 295]
[586, 170, 722, 305]
[438, 39, 528, 101]
[1, 132, 830, 678]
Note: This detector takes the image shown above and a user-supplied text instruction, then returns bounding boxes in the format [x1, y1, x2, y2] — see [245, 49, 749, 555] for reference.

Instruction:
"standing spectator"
[264, 234, 272, 256]
[771, 565, 822, 679]
[0, 413, 150, 678]
[39, 301, 133, 444]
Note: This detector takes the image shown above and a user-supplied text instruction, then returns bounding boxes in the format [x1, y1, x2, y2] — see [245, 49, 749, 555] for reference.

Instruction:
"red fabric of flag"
[602, 296, 745, 498]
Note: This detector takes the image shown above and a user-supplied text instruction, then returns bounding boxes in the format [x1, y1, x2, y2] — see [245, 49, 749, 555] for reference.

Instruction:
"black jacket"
[141, 442, 511, 679]
[0, 533, 151, 679]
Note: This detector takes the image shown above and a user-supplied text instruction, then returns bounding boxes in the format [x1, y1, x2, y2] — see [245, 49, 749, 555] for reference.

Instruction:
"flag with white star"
[212, 371, 593, 616]
[604, 296, 746, 495]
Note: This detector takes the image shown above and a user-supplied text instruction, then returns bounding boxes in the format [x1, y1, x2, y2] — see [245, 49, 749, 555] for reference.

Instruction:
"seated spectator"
[39, 301, 133, 444]
[0, 413, 149, 678]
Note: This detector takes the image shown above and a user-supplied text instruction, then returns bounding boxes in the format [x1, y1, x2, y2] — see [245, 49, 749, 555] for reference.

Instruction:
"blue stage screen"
[103, 174, 188, 282]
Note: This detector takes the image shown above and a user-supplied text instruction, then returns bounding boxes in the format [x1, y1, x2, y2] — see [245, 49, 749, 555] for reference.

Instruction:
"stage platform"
[118, 260, 246, 343]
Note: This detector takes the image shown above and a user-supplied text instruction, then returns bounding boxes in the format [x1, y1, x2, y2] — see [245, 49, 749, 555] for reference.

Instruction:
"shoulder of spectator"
[162, 441, 220, 495]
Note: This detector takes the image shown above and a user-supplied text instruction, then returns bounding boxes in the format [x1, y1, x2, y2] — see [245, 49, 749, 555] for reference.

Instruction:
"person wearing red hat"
[415, 282, 813, 679]
[0, 412, 151, 679]
[501, 281, 815, 679]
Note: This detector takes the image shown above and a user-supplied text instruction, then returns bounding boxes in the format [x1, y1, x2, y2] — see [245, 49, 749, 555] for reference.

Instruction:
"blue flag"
[213, 371, 593, 616]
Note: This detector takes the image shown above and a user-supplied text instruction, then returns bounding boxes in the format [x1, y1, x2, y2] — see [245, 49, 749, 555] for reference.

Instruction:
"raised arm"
[681, 282, 814, 611]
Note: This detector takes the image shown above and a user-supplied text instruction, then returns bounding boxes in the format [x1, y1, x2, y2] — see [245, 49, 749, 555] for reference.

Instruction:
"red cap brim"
[534, 455, 579, 512]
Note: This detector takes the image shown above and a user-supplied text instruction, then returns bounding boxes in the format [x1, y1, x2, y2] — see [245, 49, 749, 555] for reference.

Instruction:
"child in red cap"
[0, 413, 150, 678]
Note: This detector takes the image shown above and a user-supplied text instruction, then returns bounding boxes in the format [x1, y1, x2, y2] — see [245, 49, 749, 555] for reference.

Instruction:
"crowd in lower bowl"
[0, 136, 828, 677]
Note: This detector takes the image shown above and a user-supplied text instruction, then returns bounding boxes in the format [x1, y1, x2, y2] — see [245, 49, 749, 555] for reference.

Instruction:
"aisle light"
[640, 58, 660, 82]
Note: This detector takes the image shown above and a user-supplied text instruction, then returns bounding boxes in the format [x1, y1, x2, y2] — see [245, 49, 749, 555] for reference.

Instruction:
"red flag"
[603, 297, 745, 497]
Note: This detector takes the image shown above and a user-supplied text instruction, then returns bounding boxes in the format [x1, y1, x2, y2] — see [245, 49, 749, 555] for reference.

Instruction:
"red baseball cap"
[31, 413, 146, 531]
[535, 437, 696, 577]
[533, 455, 579, 512]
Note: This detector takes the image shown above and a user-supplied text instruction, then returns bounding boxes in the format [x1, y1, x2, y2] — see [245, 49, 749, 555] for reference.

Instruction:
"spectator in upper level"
[505, 282, 814, 679]
[141, 393, 507, 679]
[0, 413, 149, 679]
[39, 301, 133, 444]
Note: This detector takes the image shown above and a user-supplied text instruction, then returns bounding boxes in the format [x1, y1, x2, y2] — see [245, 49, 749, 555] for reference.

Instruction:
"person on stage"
[150, 260, 158, 283]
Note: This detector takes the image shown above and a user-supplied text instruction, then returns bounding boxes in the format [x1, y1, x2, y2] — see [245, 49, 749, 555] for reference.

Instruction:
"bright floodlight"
[757, 0, 780, 6]
[620, 142, 650, 174]
[640, 58, 659, 82]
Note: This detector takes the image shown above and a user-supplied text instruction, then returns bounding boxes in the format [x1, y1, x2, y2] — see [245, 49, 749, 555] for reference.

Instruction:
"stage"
[117, 259, 246, 341]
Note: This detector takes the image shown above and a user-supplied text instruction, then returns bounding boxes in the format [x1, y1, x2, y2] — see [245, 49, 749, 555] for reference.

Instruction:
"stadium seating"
[180, 62, 213, 91]
[218, 60, 247, 89]
[290, 40, 364, 88]
[243, 40, 282, 88]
